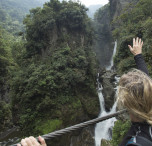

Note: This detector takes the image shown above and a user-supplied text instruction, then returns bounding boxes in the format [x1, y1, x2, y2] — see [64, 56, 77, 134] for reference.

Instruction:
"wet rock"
[101, 139, 112, 146]
[0, 126, 21, 146]
[80, 95, 100, 119]
[0, 137, 21, 146]
[70, 126, 95, 146]
[101, 71, 117, 111]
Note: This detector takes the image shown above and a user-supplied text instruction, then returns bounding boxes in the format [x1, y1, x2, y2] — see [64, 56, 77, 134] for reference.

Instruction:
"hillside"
[0, 0, 48, 34]
[112, 0, 152, 76]
[1, 0, 152, 145]
[0, 0, 100, 145]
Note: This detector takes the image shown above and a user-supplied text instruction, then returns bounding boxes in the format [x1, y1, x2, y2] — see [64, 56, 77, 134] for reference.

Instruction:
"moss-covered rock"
[101, 139, 112, 146]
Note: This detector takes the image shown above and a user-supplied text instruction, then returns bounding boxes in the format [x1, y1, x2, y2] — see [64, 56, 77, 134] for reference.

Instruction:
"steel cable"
[11, 109, 127, 146]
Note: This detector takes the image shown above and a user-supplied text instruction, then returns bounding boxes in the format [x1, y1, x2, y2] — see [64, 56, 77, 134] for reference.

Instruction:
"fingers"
[128, 45, 133, 51]
[17, 144, 21, 146]
[24, 137, 33, 146]
[129, 37, 143, 56]
[136, 37, 139, 45]
[135, 37, 143, 46]
[133, 38, 135, 46]
[132, 37, 143, 47]
[38, 136, 46, 146]
[20, 137, 42, 146]
[139, 38, 141, 45]
[29, 136, 40, 145]
[135, 37, 140, 46]
[133, 37, 142, 46]
[21, 139, 28, 146]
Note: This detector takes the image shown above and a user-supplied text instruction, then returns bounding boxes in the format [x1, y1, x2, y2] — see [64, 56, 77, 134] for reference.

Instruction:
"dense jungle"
[0, 0, 152, 146]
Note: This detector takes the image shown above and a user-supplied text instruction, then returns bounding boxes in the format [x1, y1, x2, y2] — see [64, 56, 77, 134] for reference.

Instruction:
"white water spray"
[95, 85, 117, 146]
[95, 41, 118, 146]
[106, 41, 117, 70]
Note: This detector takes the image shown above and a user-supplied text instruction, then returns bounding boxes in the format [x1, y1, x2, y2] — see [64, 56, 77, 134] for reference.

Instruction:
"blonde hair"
[118, 69, 152, 125]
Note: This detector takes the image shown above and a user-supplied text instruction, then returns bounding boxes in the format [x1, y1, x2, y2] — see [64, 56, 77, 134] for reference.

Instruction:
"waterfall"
[94, 82, 117, 146]
[106, 41, 117, 70]
[95, 41, 117, 146]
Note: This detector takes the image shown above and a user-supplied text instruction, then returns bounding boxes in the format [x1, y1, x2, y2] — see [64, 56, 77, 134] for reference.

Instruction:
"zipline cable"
[11, 109, 127, 146]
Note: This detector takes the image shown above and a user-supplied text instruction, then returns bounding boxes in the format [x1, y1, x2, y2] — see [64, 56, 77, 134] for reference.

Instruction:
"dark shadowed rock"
[100, 71, 117, 111]
[70, 126, 95, 146]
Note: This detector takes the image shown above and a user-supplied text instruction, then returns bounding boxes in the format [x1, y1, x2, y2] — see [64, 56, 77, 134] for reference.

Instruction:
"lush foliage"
[110, 120, 131, 146]
[94, 4, 111, 39]
[0, 0, 100, 139]
[0, 27, 14, 93]
[113, 0, 152, 75]
[9, 0, 98, 136]
[0, 101, 12, 131]
[0, 28, 10, 84]
[35, 119, 63, 135]
[23, 0, 92, 56]
[0, 0, 43, 35]
[0, 26, 25, 130]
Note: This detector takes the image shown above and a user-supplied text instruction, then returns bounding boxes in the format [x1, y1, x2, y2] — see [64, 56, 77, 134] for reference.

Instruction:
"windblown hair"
[118, 69, 152, 125]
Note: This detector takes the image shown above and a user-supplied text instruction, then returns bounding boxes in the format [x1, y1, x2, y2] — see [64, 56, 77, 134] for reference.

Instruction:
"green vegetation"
[3, 0, 149, 144]
[0, 0, 43, 35]
[0, 26, 15, 103]
[23, 0, 92, 56]
[113, 0, 152, 75]
[94, 4, 111, 39]
[0, 0, 99, 137]
[35, 119, 63, 135]
[0, 28, 11, 85]
[110, 120, 131, 146]
[0, 101, 12, 131]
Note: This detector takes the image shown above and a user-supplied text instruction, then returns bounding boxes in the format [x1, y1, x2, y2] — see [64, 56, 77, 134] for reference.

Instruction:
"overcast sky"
[79, 0, 109, 7]
[43, 0, 109, 7]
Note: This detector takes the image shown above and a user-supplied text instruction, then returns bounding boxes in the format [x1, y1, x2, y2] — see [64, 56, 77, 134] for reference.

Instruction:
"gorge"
[95, 41, 118, 146]
[1, 0, 152, 146]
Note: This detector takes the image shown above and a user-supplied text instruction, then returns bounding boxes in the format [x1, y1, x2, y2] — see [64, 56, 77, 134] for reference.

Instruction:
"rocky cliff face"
[70, 126, 95, 146]
[101, 70, 117, 111]
[110, 0, 139, 20]
[93, 4, 113, 68]
[94, 0, 139, 68]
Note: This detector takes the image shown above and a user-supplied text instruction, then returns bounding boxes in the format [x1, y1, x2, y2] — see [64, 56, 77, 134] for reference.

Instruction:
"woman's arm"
[128, 37, 149, 75]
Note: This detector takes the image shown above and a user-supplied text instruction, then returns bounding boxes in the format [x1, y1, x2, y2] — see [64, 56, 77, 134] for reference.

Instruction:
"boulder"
[101, 139, 112, 146]
[70, 126, 95, 146]
[100, 71, 117, 111]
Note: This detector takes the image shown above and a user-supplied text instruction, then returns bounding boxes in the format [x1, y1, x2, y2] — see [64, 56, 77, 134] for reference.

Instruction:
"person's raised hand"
[128, 37, 143, 56]
[17, 136, 47, 146]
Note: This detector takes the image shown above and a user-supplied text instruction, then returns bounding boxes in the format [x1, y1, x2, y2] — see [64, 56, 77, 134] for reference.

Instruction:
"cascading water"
[95, 78, 117, 146]
[95, 41, 118, 146]
[106, 41, 117, 70]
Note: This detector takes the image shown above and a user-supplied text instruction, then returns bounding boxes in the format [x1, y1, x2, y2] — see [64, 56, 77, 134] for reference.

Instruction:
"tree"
[113, 0, 152, 75]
